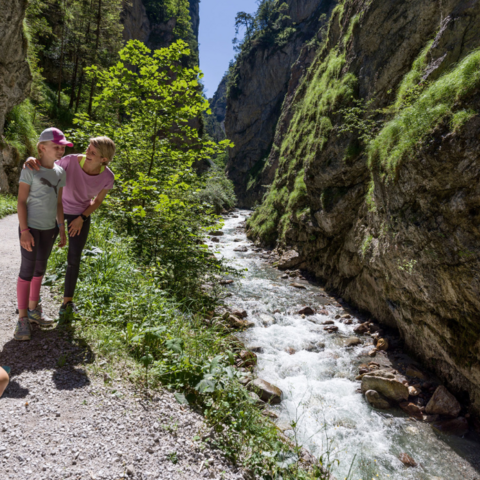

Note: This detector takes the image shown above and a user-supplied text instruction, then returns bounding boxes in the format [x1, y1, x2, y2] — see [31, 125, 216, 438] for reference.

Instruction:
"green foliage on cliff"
[368, 49, 480, 177]
[0, 195, 17, 219]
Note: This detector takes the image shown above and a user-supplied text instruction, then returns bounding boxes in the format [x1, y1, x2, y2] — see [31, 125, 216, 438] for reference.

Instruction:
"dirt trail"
[0, 214, 243, 480]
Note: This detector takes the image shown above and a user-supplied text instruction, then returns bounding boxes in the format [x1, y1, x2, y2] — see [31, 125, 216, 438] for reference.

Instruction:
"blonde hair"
[90, 136, 116, 165]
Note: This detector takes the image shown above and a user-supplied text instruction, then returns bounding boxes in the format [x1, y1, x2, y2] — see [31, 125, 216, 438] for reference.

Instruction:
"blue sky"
[199, 0, 258, 98]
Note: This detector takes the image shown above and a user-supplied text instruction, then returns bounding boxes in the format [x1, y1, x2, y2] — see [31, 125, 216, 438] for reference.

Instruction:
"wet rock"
[298, 306, 315, 315]
[399, 453, 417, 468]
[290, 283, 306, 289]
[361, 369, 409, 402]
[227, 315, 253, 329]
[341, 314, 351, 319]
[211, 237, 220, 243]
[219, 279, 234, 285]
[233, 238, 242, 242]
[433, 417, 469, 436]
[210, 231, 224, 236]
[399, 401, 423, 419]
[234, 246, 248, 252]
[285, 347, 296, 355]
[405, 365, 427, 380]
[322, 320, 334, 325]
[250, 346, 264, 354]
[237, 350, 257, 368]
[376, 338, 388, 351]
[368, 349, 377, 357]
[281, 274, 288, 279]
[345, 337, 362, 347]
[365, 390, 391, 409]
[305, 342, 325, 352]
[262, 409, 279, 419]
[318, 309, 329, 316]
[249, 378, 282, 405]
[422, 414, 439, 423]
[324, 325, 338, 333]
[408, 386, 421, 397]
[344, 318, 353, 325]
[259, 314, 276, 327]
[425, 386, 461, 417]
[353, 323, 369, 334]
[277, 250, 303, 270]
[231, 307, 248, 318]
[288, 271, 298, 277]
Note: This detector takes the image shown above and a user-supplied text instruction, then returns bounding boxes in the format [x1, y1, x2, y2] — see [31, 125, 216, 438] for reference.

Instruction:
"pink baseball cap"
[38, 127, 73, 147]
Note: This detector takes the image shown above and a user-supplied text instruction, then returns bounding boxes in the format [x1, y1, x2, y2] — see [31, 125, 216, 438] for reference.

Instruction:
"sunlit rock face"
[0, 0, 31, 194]
[243, 0, 480, 417]
[225, 0, 338, 208]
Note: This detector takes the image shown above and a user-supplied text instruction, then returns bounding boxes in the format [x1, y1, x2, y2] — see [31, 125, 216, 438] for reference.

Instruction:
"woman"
[0, 366, 10, 398]
[25, 132, 115, 323]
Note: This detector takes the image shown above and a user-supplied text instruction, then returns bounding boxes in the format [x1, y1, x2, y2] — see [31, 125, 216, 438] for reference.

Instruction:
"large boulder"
[361, 369, 409, 402]
[249, 378, 283, 405]
[433, 417, 469, 436]
[278, 250, 303, 270]
[425, 386, 461, 417]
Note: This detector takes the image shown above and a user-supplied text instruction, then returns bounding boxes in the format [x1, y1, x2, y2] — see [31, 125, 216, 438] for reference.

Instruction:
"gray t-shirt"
[19, 164, 67, 230]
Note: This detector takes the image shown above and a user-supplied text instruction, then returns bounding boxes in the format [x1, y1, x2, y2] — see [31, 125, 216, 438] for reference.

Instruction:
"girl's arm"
[57, 188, 67, 248]
[17, 183, 34, 252]
[68, 188, 109, 237]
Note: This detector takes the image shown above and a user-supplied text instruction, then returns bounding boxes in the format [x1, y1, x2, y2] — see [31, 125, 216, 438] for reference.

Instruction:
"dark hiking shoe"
[58, 301, 78, 326]
[14, 317, 31, 341]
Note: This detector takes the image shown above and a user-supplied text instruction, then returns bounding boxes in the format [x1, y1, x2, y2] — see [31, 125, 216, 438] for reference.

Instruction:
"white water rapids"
[212, 210, 480, 480]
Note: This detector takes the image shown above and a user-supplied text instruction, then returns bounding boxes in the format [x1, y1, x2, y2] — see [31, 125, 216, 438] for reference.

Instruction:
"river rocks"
[285, 347, 296, 355]
[405, 365, 427, 380]
[281, 274, 289, 279]
[234, 246, 248, 252]
[219, 279, 234, 285]
[290, 283, 306, 289]
[298, 306, 315, 315]
[233, 238, 242, 242]
[237, 350, 257, 368]
[249, 346, 264, 354]
[408, 386, 421, 397]
[376, 338, 389, 351]
[249, 378, 282, 405]
[365, 390, 391, 409]
[433, 417, 469, 436]
[361, 370, 409, 402]
[322, 320, 334, 325]
[368, 349, 377, 357]
[210, 231, 224, 236]
[324, 325, 338, 333]
[210, 237, 220, 243]
[231, 307, 248, 318]
[318, 309, 329, 316]
[259, 313, 276, 327]
[425, 386, 461, 417]
[248, 391, 265, 407]
[227, 315, 252, 329]
[344, 337, 362, 347]
[399, 453, 417, 468]
[277, 250, 303, 270]
[305, 341, 325, 352]
[353, 323, 369, 334]
[399, 401, 423, 419]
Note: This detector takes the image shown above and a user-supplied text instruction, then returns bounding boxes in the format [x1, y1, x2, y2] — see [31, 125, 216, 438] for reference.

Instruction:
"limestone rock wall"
[225, 0, 338, 207]
[0, 0, 31, 194]
[246, 0, 480, 416]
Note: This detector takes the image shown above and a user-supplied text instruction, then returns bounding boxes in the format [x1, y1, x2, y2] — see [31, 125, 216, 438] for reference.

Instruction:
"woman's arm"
[57, 188, 67, 248]
[17, 183, 34, 252]
[68, 188, 110, 237]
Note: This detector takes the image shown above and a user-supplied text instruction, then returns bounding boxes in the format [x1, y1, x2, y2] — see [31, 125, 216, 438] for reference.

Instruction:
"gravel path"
[0, 214, 245, 480]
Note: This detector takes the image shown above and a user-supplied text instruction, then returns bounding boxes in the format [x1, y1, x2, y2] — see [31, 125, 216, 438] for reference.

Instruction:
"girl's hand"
[58, 226, 67, 248]
[20, 231, 35, 252]
[23, 157, 41, 171]
[68, 216, 84, 237]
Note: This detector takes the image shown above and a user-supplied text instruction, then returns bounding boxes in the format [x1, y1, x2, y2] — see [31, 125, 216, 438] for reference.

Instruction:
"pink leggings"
[17, 226, 58, 310]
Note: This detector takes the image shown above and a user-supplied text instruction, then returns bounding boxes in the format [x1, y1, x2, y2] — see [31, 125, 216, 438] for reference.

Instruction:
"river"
[212, 210, 480, 480]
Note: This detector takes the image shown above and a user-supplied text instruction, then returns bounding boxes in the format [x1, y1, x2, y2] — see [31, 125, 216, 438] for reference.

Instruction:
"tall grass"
[4, 99, 39, 159]
[368, 49, 480, 176]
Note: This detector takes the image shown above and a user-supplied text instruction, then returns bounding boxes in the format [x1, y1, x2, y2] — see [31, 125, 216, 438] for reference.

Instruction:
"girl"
[25, 136, 115, 323]
[15, 128, 68, 341]
[0, 366, 10, 398]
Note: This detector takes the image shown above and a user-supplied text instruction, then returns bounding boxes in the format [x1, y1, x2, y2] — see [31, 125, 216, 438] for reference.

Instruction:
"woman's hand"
[20, 231, 35, 252]
[68, 216, 84, 237]
[58, 226, 67, 248]
[23, 157, 41, 171]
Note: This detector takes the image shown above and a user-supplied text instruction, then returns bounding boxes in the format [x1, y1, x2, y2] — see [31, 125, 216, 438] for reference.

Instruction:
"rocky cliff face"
[225, 0, 338, 207]
[0, 0, 31, 194]
[247, 0, 480, 417]
[205, 74, 227, 142]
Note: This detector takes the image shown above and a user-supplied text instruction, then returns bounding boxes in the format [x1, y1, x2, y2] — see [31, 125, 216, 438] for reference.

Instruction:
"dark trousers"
[64, 214, 91, 298]
[18, 226, 58, 281]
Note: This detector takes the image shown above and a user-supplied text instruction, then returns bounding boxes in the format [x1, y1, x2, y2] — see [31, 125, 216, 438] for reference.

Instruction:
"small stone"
[249, 346, 264, 354]
[408, 386, 421, 397]
[126, 465, 136, 476]
[365, 390, 391, 409]
[318, 309, 329, 315]
[353, 323, 369, 334]
[323, 325, 338, 333]
[211, 237, 220, 243]
[322, 320, 334, 325]
[341, 314, 351, 319]
[376, 338, 388, 351]
[278, 250, 303, 270]
[259, 314, 276, 327]
[425, 386, 461, 417]
[361, 369, 409, 402]
[237, 350, 257, 368]
[234, 246, 248, 252]
[405, 365, 427, 380]
[281, 274, 288, 279]
[231, 308, 248, 318]
[290, 283, 306, 289]
[248, 391, 265, 407]
[262, 409, 279, 419]
[285, 347, 296, 355]
[210, 231, 224, 236]
[399, 401, 423, 419]
[344, 337, 362, 347]
[248, 378, 283, 404]
[368, 349, 377, 357]
[219, 279, 234, 285]
[399, 453, 417, 468]
[298, 306, 315, 315]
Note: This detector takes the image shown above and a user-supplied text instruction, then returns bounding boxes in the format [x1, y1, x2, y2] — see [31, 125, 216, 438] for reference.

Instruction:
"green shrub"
[197, 168, 236, 214]
[4, 99, 39, 159]
[0, 194, 17, 219]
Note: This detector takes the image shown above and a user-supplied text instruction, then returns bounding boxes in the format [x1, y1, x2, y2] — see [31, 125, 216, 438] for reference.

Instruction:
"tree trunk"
[57, 0, 68, 107]
[69, 50, 79, 109]
[87, 0, 102, 116]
